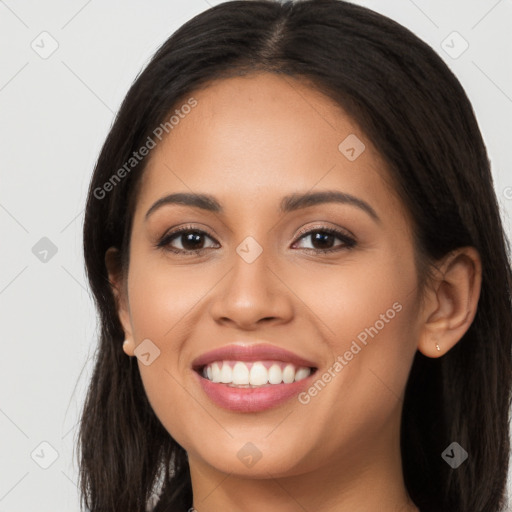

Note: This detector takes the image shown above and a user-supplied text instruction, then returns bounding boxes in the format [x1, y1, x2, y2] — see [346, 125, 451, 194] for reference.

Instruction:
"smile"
[191, 343, 318, 412]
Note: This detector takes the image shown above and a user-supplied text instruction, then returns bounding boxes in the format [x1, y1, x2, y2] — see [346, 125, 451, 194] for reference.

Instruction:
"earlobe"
[122, 339, 135, 357]
[417, 247, 482, 358]
[105, 247, 134, 356]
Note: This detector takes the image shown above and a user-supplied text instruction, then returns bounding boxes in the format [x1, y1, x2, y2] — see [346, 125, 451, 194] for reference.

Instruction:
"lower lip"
[193, 369, 316, 412]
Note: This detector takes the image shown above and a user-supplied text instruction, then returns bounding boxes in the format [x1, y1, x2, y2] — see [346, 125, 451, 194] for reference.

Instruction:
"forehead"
[135, 72, 402, 220]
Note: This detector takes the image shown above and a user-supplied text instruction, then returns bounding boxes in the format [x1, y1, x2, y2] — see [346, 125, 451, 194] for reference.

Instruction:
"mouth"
[191, 343, 318, 412]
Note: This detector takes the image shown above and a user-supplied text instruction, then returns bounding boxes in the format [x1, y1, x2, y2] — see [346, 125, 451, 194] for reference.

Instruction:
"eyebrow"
[144, 190, 380, 223]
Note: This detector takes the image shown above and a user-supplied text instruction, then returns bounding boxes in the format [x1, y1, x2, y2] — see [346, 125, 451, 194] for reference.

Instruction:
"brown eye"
[157, 227, 219, 254]
[292, 227, 357, 253]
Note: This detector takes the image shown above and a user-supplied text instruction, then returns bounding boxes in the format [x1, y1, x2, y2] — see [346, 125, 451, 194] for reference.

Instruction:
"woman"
[78, 1, 512, 511]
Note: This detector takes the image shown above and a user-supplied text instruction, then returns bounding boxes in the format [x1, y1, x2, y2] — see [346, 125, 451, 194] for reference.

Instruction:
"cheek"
[290, 247, 418, 350]
[127, 251, 210, 342]
[125, 259, 206, 446]
[125, 243, 239, 415]
[282, 253, 420, 459]
[291, 246, 420, 411]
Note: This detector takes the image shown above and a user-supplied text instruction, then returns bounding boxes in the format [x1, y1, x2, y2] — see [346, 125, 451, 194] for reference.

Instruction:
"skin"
[106, 72, 482, 512]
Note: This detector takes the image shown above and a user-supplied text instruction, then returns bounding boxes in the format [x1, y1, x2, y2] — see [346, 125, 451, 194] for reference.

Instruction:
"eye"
[292, 226, 357, 253]
[156, 224, 357, 256]
[156, 225, 219, 255]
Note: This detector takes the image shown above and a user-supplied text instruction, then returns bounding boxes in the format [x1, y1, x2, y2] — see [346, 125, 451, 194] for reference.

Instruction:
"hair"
[78, 1, 512, 511]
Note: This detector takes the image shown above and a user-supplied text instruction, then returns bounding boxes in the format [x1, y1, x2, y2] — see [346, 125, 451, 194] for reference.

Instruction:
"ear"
[105, 247, 135, 356]
[417, 246, 482, 358]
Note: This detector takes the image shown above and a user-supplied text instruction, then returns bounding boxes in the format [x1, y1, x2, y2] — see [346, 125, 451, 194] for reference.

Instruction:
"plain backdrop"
[0, 0, 511, 510]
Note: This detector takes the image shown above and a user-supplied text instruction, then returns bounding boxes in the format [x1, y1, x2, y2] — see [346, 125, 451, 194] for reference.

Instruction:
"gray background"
[1, 0, 511, 510]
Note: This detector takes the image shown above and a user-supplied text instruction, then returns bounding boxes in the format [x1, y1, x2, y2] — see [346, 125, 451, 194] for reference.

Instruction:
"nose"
[208, 248, 295, 330]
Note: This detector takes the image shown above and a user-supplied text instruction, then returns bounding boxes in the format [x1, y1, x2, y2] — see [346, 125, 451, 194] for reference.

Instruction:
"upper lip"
[191, 343, 318, 370]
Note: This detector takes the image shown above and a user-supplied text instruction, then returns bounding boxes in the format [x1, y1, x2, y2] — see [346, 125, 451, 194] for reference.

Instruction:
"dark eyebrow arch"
[280, 191, 380, 223]
[145, 190, 380, 223]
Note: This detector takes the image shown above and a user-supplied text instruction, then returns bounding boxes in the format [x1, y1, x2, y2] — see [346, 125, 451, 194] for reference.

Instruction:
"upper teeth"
[202, 361, 312, 386]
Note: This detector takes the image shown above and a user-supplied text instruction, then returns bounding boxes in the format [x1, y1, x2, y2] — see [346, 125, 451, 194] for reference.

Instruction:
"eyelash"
[155, 224, 357, 256]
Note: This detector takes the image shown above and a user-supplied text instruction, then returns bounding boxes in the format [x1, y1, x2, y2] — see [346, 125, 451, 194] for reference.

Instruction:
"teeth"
[220, 363, 232, 384]
[232, 362, 249, 385]
[250, 362, 268, 386]
[202, 360, 312, 386]
[294, 367, 311, 381]
[268, 364, 282, 384]
[212, 362, 221, 383]
[283, 364, 295, 384]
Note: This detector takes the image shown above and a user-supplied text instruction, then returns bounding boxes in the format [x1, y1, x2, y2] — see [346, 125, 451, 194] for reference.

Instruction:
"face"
[112, 72, 424, 479]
